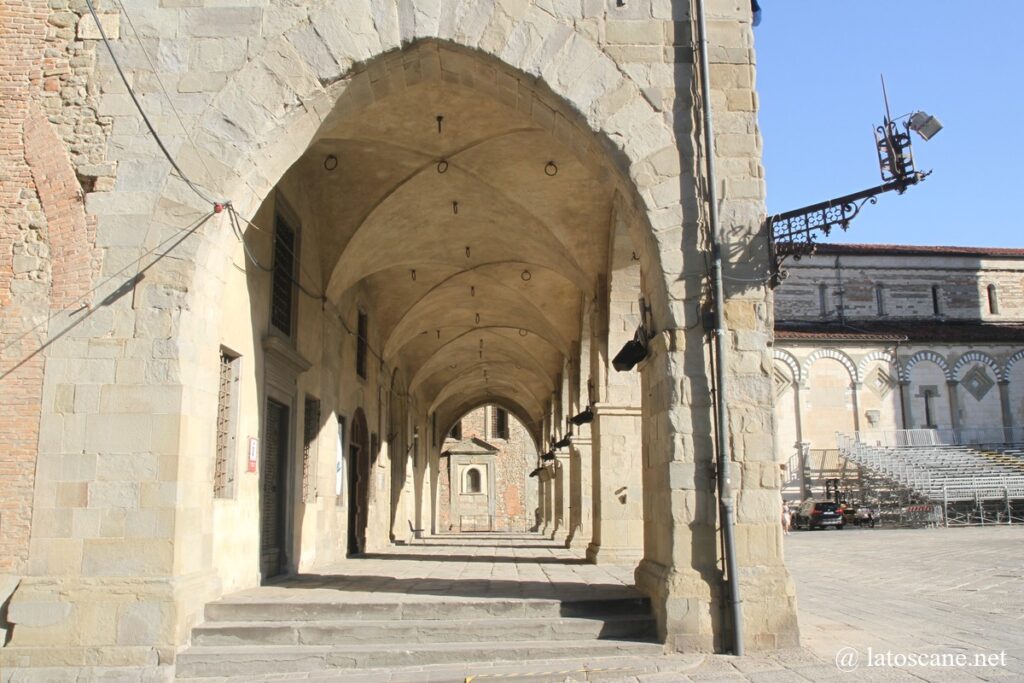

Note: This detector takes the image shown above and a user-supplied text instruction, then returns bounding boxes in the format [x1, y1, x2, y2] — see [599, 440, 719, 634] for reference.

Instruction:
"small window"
[491, 407, 509, 440]
[302, 396, 320, 503]
[356, 310, 368, 379]
[448, 421, 462, 441]
[271, 212, 297, 337]
[214, 350, 241, 499]
[875, 284, 885, 316]
[818, 284, 829, 317]
[988, 284, 999, 315]
[931, 286, 942, 316]
[922, 388, 937, 428]
[464, 468, 482, 494]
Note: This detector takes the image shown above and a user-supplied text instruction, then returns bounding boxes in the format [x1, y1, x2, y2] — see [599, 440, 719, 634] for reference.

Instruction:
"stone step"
[204, 596, 650, 623]
[191, 614, 654, 647]
[175, 639, 666, 678]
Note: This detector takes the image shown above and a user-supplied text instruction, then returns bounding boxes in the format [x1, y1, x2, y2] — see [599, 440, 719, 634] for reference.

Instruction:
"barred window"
[356, 310, 368, 379]
[271, 212, 297, 337]
[303, 396, 320, 503]
[491, 407, 509, 440]
[214, 350, 241, 499]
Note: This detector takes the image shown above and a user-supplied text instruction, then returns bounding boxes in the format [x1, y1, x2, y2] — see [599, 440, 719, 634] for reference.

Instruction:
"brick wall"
[438, 405, 535, 532]
[0, 0, 102, 573]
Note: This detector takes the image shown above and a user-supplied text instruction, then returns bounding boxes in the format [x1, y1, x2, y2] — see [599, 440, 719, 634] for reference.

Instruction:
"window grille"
[271, 213, 296, 336]
[492, 407, 509, 440]
[356, 310, 368, 378]
[303, 396, 320, 502]
[214, 350, 240, 498]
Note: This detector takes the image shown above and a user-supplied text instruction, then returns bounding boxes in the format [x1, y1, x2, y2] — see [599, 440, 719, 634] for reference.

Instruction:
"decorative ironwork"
[767, 108, 933, 287]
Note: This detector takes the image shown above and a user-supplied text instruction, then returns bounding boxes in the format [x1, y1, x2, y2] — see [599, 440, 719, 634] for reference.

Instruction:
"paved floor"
[224, 533, 640, 607]
[786, 525, 1024, 681]
[6, 528, 1024, 681]
[196, 528, 1024, 681]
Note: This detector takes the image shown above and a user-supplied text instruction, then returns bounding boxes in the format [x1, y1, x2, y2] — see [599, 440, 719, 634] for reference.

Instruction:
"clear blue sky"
[755, 1, 1023, 248]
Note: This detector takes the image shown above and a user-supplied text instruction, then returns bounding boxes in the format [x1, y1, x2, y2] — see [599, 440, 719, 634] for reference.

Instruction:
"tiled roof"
[808, 243, 1024, 258]
[774, 320, 1024, 344]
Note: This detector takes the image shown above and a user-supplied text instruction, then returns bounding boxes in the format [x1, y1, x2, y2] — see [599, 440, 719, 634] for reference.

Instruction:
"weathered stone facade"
[437, 405, 537, 533]
[0, 0, 798, 671]
[772, 244, 1024, 499]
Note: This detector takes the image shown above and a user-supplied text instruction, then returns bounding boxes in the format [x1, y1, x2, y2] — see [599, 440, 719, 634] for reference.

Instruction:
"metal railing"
[838, 428, 1024, 451]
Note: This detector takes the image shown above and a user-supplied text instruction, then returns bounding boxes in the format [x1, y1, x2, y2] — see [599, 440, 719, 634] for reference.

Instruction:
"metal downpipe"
[694, 0, 745, 656]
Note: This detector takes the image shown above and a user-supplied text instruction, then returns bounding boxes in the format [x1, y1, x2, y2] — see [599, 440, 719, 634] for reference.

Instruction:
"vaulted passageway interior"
[224, 42, 649, 585]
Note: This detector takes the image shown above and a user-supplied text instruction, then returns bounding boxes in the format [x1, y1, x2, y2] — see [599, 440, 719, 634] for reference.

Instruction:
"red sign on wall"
[247, 437, 258, 473]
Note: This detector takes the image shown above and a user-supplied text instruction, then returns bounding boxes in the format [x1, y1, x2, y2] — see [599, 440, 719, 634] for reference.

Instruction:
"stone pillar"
[587, 403, 643, 565]
[900, 381, 915, 428]
[565, 433, 593, 549]
[551, 454, 570, 543]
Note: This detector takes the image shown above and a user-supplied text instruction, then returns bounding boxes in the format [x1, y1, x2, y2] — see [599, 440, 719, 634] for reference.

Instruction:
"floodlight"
[552, 435, 572, 450]
[612, 338, 647, 372]
[570, 407, 593, 425]
[907, 111, 942, 141]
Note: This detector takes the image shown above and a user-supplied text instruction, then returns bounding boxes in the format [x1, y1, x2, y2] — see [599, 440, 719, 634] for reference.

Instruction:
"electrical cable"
[84, 0, 221, 208]
[0, 211, 215, 375]
[112, 0, 217, 187]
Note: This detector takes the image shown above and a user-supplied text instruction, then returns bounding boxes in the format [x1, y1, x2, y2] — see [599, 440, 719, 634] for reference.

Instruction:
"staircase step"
[204, 596, 649, 623]
[192, 614, 654, 647]
[175, 639, 666, 678]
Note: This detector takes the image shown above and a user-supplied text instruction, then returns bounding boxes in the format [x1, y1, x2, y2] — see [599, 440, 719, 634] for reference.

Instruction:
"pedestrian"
[781, 503, 791, 535]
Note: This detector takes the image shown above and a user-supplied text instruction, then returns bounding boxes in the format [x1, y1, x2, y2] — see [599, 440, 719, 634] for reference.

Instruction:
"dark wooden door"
[261, 398, 289, 579]
[347, 444, 360, 555]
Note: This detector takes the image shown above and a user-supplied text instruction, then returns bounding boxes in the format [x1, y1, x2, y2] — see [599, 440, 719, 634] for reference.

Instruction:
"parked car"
[793, 500, 844, 530]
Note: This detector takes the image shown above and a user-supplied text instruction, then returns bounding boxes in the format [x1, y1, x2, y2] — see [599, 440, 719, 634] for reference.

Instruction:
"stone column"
[565, 432, 593, 549]
[900, 381, 915, 428]
[587, 403, 643, 565]
[551, 454, 570, 543]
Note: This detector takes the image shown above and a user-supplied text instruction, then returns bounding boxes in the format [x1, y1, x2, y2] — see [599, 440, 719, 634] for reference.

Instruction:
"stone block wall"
[1, 0, 799, 667]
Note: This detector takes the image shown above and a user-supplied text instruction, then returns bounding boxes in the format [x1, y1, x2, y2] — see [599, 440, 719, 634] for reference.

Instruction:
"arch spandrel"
[182, 35, 680, 333]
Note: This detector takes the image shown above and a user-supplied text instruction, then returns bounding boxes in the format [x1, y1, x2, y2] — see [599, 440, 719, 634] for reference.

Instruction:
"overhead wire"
[84, 0, 394, 365]
[111, 0, 217, 187]
[84, 0, 220, 207]
[0, 211, 215, 376]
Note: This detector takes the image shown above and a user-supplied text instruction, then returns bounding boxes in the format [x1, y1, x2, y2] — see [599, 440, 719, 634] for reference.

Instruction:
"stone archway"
[10, 2, 798, 668]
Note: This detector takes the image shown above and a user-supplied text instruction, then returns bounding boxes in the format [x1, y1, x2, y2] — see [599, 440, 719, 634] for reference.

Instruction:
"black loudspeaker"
[612, 339, 647, 372]
[570, 407, 594, 425]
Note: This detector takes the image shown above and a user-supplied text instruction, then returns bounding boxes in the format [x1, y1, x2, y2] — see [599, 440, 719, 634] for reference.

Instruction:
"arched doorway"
[348, 408, 370, 556]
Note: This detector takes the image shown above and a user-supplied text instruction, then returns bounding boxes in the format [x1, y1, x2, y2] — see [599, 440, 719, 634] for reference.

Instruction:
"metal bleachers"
[836, 430, 1024, 525]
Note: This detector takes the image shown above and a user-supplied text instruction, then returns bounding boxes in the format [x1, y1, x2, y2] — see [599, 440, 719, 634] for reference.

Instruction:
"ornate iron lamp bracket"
[766, 109, 932, 288]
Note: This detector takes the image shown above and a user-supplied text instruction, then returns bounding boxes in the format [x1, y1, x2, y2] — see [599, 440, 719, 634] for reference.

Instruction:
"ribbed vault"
[280, 42, 631, 433]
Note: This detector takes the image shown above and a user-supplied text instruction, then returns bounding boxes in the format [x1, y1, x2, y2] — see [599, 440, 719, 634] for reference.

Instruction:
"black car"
[794, 500, 844, 530]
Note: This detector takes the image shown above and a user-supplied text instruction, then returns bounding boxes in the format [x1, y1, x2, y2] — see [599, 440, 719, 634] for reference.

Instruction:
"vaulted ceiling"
[283, 52, 622, 434]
